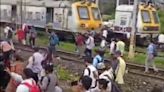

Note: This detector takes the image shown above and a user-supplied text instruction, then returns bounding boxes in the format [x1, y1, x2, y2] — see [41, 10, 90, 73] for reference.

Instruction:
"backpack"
[80, 68, 91, 81]
[96, 57, 103, 64]
[104, 75, 122, 92]
[153, 44, 158, 57]
[49, 35, 59, 46]
[96, 57, 104, 69]
[22, 81, 41, 92]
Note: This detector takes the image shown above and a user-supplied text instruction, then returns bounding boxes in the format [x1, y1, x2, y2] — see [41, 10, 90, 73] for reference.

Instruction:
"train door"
[11, 5, 17, 21]
[46, 7, 54, 24]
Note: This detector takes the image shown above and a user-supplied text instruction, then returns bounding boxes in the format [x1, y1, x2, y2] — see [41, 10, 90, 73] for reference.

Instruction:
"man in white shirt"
[85, 33, 95, 57]
[26, 48, 44, 82]
[110, 38, 116, 55]
[80, 76, 92, 92]
[4, 26, 12, 39]
[158, 34, 164, 49]
[158, 34, 164, 44]
[102, 29, 108, 39]
[102, 26, 108, 39]
[83, 57, 98, 89]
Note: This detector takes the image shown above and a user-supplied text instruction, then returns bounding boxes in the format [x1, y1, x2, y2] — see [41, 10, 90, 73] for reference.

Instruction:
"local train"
[0, 0, 102, 33]
[112, 2, 160, 46]
[114, 2, 160, 33]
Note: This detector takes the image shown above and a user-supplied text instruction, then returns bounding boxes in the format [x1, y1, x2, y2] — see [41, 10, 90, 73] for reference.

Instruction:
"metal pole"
[95, 0, 99, 6]
[0, 1, 2, 40]
[116, 0, 120, 7]
[128, 0, 138, 59]
[20, 0, 23, 27]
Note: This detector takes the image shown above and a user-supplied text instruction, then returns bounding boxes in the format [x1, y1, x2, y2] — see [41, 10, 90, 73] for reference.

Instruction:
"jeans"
[145, 54, 158, 72]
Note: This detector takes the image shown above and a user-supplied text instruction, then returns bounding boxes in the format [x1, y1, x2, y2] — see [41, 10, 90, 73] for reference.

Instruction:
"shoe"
[56, 57, 61, 60]
[144, 71, 150, 74]
[154, 69, 158, 73]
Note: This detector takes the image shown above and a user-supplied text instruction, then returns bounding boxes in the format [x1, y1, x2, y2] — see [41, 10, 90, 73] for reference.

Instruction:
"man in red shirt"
[75, 33, 85, 58]
[16, 27, 26, 45]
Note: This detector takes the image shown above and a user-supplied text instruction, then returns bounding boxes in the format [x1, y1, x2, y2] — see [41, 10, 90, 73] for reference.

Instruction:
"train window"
[91, 7, 101, 20]
[68, 9, 72, 16]
[152, 11, 159, 24]
[35, 12, 41, 21]
[3, 9, 8, 18]
[141, 10, 151, 23]
[27, 12, 33, 20]
[120, 17, 127, 26]
[77, 6, 89, 20]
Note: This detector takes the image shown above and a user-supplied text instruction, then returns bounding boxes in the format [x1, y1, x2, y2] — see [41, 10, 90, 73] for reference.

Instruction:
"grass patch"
[125, 52, 164, 68]
[36, 31, 76, 52]
[37, 31, 164, 68]
[158, 10, 164, 34]
[56, 65, 79, 81]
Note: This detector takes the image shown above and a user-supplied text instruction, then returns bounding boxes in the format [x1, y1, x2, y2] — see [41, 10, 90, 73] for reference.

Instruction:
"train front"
[71, 1, 102, 33]
[137, 3, 160, 34]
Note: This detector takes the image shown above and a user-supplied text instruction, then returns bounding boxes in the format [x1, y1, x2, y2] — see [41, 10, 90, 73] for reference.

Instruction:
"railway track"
[14, 43, 164, 81]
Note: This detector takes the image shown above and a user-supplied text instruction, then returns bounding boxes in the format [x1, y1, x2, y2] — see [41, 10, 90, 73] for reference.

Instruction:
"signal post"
[128, 0, 138, 59]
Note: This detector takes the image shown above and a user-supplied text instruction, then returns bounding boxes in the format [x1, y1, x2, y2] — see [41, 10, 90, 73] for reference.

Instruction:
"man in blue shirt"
[145, 40, 158, 73]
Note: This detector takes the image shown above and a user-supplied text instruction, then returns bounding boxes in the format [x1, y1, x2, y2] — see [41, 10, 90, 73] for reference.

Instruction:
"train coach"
[113, 2, 160, 46]
[0, 0, 102, 34]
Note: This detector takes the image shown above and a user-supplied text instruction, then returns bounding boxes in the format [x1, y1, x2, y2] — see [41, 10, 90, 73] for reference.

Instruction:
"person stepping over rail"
[83, 57, 98, 91]
[114, 51, 126, 91]
[26, 47, 44, 83]
[110, 38, 116, 55]
[46, 30, 60, 60]
[29, 25, 37, 48]
[16, 26, 26, 45]
[75, 33, 85, 58]
[0, 40, 13, 69]
[100, 36, 108, 52]
[145, 40, 158, 73]
[5, 68, 41, 92]
[92, 49, 105, 70]
[84, 33, 95, 57]
[5, 55, 25, 92]
[39, 64, 62, 92]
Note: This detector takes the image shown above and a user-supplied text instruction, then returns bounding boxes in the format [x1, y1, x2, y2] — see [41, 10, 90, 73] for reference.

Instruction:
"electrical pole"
[128, 0, 138, 59]
[116, 0, 120, 7]
[20, 0, 23, 27]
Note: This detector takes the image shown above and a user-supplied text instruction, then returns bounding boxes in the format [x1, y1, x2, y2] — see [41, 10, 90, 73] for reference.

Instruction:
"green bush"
[102, 14, 115, 21]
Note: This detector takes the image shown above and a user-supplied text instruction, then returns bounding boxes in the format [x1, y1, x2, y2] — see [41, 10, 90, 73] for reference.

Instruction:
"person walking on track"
[145, 40, 158, 73]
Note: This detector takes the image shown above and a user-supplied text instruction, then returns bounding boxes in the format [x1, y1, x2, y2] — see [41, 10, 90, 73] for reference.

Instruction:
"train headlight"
[99, 24, 102, 27]
[80, 23, 85, 28]
[143, 27, 148, 31]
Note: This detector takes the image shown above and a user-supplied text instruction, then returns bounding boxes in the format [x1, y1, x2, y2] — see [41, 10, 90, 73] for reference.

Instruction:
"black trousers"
[3, 50, 12, 68]
[84, 48, 92, 57]
[33, 73, 38, 83]
[29, 37, 35, 46]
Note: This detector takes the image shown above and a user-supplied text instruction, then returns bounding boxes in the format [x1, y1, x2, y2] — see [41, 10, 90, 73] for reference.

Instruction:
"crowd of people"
[0, 23, 162, 92]
[0, 24, 61, 92]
